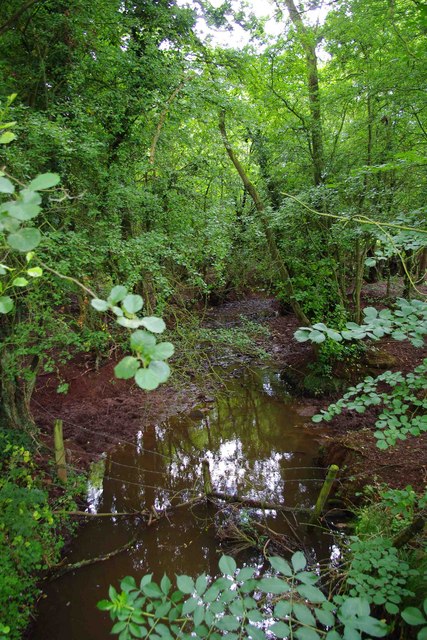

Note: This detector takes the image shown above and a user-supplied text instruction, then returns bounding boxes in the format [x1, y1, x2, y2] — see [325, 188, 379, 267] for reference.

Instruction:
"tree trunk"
[352, 238, 367, 323]
[218, 110, 309, 325]
[0, 349, 38, 432]
[284, 0, 324, 186]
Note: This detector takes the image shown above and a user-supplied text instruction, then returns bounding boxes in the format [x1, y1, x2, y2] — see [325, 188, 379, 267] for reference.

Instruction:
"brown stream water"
[31, 367, 340, 640]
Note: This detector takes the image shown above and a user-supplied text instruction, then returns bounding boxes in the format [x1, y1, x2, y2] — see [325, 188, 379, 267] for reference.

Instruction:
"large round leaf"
[27, 267, 43, 277]
[310, 330, 326, 344]
[7, 228, 41, 251]
[402, 607, 427, 626]
[294, 329, 311, 342]
[140, 316, 166, 334]
[0, 131, 16, 144]
[12, 277, 28, 287]
[20, 189, 42, 205]
[122, 294, 143, 314]
[3, 201, 41, 220]
[28, 173, 60, 190]
[0, 213, 20, 233]
[0, 296, 14, 314]
[116, 317, 143, 329]
[108, 285, 128, 304]
[0, 177, 14, 194]
[134, 368, 160, 390]
[91, 298, 109, 312]
[148, 360, 170, 383]
[114, 356, 140, 379]
[130, 330, 156, 352]
[152, 342, 174, 360]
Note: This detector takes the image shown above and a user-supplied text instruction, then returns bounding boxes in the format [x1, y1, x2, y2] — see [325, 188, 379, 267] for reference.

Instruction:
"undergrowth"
[168, 315, 270, 388]
[0, 429, 84, 640]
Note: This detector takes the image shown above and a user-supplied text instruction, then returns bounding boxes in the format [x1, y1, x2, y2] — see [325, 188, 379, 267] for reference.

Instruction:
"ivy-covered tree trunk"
[0, 348, 37, 432]
[352, 238, 368, 323]
[284, 0, 324, 187]
[219, 110, 309, 326]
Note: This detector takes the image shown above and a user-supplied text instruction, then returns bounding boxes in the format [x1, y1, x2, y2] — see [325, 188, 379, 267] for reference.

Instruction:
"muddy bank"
[32, 291, 426, 494]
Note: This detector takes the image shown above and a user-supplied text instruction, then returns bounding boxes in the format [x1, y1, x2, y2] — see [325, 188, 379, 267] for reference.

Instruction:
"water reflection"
[32, 367, 334, 640]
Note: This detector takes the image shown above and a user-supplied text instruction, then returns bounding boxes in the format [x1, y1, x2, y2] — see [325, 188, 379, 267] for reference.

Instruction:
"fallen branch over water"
[393, 512, 426, 548]
[208, 491, 309, 515]
[49, 498, 204, 581]
[53, 510, 148, 518]
[53, 496, 203, 521]
[50, 536, 137, 580]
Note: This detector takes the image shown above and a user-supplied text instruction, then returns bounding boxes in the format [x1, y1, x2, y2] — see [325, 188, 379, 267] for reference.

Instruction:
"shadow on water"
[32, 367, 340, 640]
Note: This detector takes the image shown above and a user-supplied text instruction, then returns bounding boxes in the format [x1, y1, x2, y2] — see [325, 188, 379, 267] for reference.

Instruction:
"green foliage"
[1, 0, 426, 636]
[275, 249, 344, 325]
[379, 486, 427, 533]
[99, 553, 388, 640]
[347, 483, 427, 628]
[336, 537, 418, 615]
[92, 285, 172, 390]
[0, 437, 80, 639]
[402, 599, 427, 640]
[356, 484, 427, 537]
[197, 325, 269, 359]
[295, 299, 427, 348]
[312, 359, 427, 448]
[0, 99, 51, 313]
[1, 119, 173, 395]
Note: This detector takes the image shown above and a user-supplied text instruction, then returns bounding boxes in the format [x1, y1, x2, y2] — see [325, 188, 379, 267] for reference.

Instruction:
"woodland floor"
[32, 282, 427, 497]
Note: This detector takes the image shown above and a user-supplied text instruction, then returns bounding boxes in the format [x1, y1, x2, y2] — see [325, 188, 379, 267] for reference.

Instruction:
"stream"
[31, 366, 340, 639]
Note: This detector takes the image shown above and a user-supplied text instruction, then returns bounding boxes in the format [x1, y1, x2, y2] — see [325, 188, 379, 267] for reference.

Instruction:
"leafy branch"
[98, 553, 388, 640]
[0, 107, 173, 391]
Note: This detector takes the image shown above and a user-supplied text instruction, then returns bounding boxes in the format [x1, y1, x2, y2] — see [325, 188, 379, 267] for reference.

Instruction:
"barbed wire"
[32, 398, 173, 461]
[33, 395, 403, 502]
[32, 398, 334, 479]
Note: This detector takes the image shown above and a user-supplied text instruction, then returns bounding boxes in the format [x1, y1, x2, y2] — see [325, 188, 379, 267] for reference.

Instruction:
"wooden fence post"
[202, 459, 212, 496]
[310, 464, 339, 524]
[54, 419, 67, 483]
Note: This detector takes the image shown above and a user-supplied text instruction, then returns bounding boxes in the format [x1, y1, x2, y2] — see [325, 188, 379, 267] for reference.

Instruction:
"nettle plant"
[311, 360, 427, 449]
[98, 553, 388, 640]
